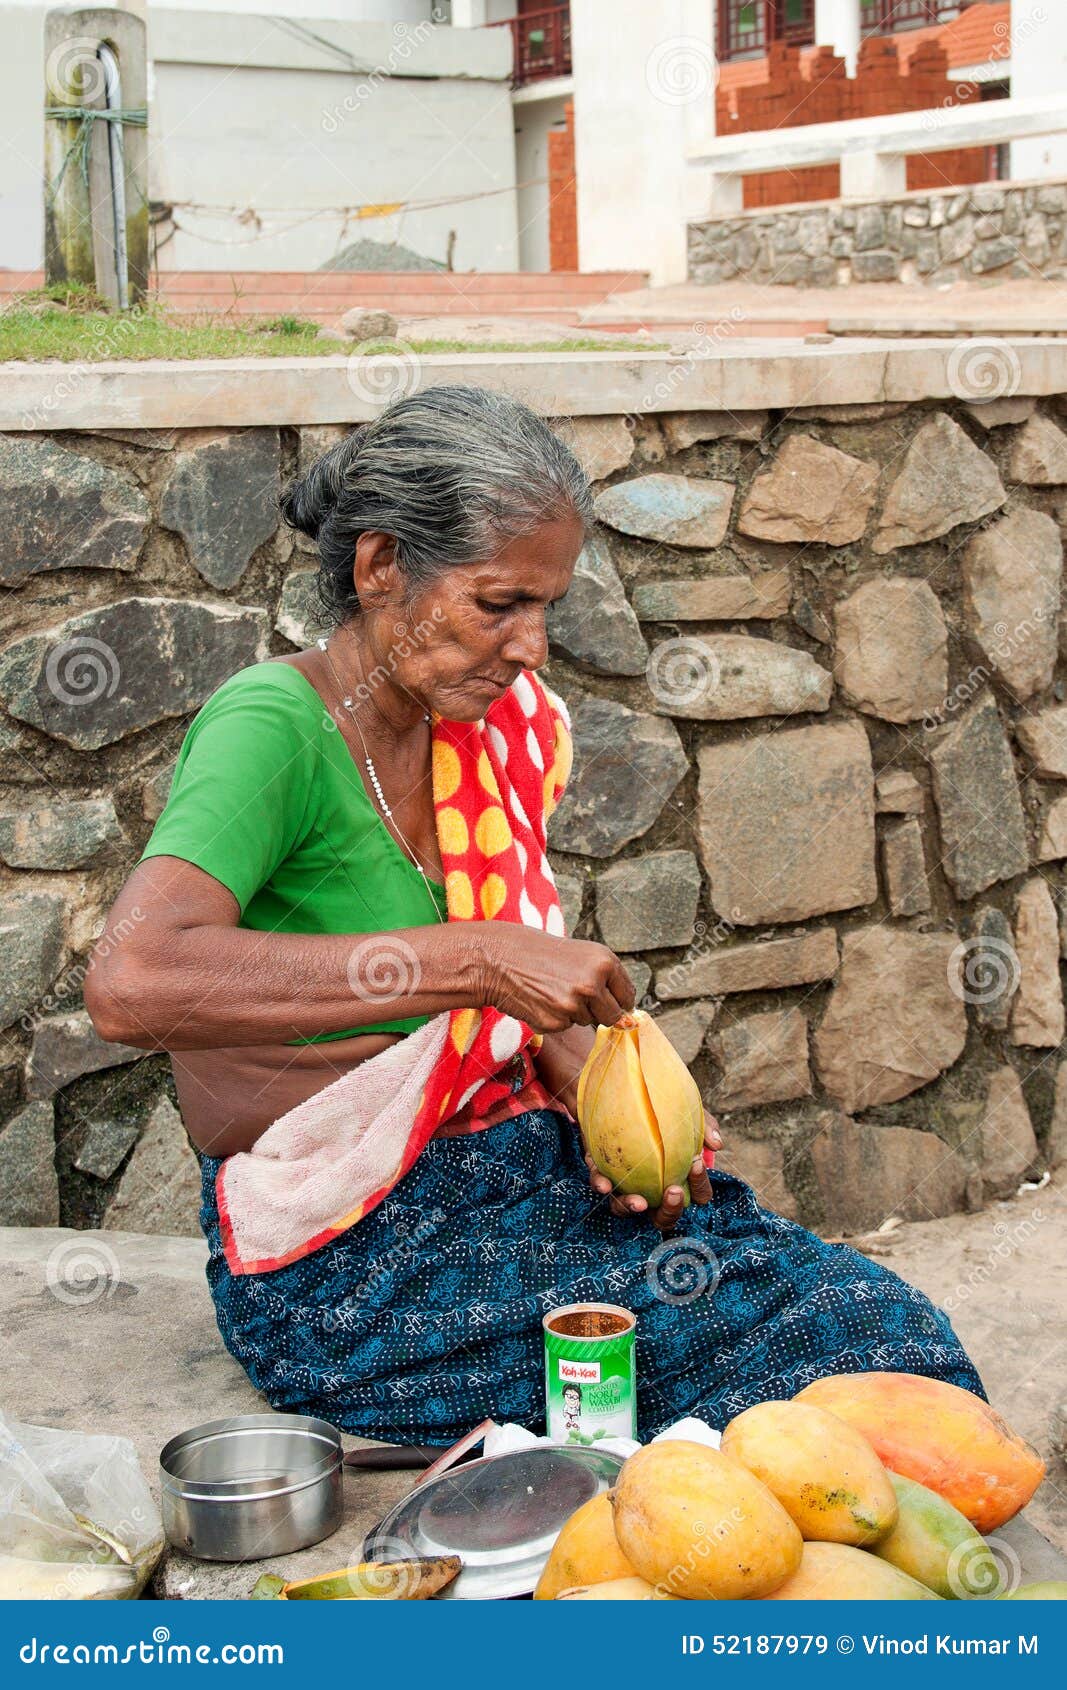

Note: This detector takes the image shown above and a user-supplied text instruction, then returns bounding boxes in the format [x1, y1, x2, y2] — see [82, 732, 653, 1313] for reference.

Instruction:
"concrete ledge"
[5, 339, 1067, 431]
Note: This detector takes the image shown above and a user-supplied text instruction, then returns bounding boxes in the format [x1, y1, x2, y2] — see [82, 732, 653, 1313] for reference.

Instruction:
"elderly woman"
[87, 386, 981, 1447]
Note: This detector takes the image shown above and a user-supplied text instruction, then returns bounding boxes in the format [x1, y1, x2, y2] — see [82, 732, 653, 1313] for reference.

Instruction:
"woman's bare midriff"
[172, 1032, 405, 1158]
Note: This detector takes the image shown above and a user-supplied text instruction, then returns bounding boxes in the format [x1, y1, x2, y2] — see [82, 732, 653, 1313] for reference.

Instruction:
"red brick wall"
[548, 99, 578, 272]
[717, 37, 988, 211]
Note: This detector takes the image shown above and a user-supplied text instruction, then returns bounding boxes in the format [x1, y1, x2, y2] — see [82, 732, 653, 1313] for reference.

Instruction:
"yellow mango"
[761, 1542, 942, 1601]
[721, 1399, 897, 1545]
[534, 1493, 638, 1600]
[610, 1440, 803, 1600]
[558, 1577, 678, 1600]
[577, 1011, 703, 1207]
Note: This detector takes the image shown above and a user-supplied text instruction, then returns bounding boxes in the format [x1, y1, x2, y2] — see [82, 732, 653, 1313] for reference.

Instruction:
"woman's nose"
[501, 609, 548, 672]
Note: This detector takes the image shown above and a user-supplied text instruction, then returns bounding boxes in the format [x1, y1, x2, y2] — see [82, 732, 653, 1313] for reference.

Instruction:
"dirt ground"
[852, 1173, 1067, 1553]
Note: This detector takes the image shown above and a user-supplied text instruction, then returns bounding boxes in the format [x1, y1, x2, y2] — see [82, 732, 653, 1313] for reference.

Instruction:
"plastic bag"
[0, 1412, 163, 1599]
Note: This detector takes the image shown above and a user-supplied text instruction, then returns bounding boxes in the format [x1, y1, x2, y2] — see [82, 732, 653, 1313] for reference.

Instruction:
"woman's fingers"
[704, 1111, 722, 1152]
[688, 1153, 713, 1207]
[652, 1184, 688, 1233]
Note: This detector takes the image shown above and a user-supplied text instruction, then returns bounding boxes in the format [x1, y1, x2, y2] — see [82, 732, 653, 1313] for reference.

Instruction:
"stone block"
[875, 770, 924, 814]
[1036, 795, 1067, 864]
[548, 691, 687, 857]
[655, 927, 838, 1002]
[813, 927, 967, 1112]
[652, 1001, 717, 1066]
[0, 797, 123, 871]
[0, 891, 65, 1030]
[647, 633, 831, 721]
[0, 1101, 59, 1226]
[338, 308, 397, 342]
[102, 1095, 202, 1237]
[835, 577, 947, 724]
[546, 534, 648, 676]
[659, 411, 767, 450]
[0, 435, 148, 586]
[737, 435, 878, 547]
[553, 872, 585, 935]
[1008, 414, 1067, 485]
[161, 430, 280, 589]
[697, 721, 875, 926]
[810, 1111, 968, 1233]
[715, 1135, 799, 1219]
[981, 1066, 1040, 1198]
[0, 598, 270, 750]
[966, 906, 1019, 1031]
[929, 695, 1029, 899]
[1016, 706, 1067, 778]
[1010, 878, 1064, 1048]
[275, 568, 329, 648]
[881, 818, 930, 916]
[961, 508, 1061, 703]
[631, 571, 791, 622]
[25, 1009, 142, 1101]
[873, 414, 1005, 553]
[73, 1119, 139, 1182]
[594, 474, 734, 549]
[595, 850, 700, 952]
[710, 1006, 810, 1111]
[552, 416, 634, 483]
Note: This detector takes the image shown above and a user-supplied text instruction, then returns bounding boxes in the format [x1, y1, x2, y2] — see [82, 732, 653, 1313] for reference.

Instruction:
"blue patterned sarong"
[201, 1108, 984, 1446]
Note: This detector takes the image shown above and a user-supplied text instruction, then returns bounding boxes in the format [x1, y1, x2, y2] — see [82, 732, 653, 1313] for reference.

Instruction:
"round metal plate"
[363, 1445, 625, 1600]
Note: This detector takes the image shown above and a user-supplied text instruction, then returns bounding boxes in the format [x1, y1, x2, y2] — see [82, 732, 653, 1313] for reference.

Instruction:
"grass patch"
[0, 296, 660, 362]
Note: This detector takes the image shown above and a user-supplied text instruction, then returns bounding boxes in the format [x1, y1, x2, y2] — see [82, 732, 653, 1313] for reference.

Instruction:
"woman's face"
[360, 510, 586, 721]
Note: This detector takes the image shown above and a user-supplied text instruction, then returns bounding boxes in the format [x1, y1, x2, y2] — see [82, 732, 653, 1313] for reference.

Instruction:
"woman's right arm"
[84, 856, 635, 1050]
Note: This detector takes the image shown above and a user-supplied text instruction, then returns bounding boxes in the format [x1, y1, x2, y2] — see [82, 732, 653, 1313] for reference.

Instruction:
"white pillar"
[450, 2, 490, 26]
[1010, 0, 1067, 180]
[814, 0, 860, 75]
[571, 0, 716, 286]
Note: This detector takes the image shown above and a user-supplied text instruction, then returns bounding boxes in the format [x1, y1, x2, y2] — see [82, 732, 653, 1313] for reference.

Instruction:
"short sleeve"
[139, 667, 319, 914]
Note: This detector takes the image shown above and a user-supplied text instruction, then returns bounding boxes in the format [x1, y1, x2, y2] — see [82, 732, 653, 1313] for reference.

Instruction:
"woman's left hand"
[585, 1110, 722, 1234]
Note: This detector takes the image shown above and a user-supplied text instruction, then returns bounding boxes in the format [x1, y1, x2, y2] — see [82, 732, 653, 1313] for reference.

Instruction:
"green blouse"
[139, 661, 448, 1041]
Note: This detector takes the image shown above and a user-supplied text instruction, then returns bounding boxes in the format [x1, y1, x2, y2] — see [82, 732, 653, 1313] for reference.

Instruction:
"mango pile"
[578, 1010, 704, 1207]
[535, 1373, 1061, 1602]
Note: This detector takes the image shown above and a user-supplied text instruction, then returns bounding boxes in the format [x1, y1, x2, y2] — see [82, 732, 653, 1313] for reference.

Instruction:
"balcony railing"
[490, 6, 571, 88]
[859, 2, 990, 33]
[718, 2, 815, 62]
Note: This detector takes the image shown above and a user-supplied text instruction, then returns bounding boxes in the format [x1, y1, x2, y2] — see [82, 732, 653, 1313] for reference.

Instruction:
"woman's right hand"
[473, 925, 636, 1031]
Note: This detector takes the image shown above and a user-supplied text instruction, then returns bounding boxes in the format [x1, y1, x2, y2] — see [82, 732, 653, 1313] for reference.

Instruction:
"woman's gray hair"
[279, 384, 594, 624]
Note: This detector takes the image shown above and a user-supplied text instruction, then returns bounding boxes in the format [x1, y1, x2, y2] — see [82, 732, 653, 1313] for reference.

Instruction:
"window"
[718, 1, 815, 62]
[859, 3, 986, 34]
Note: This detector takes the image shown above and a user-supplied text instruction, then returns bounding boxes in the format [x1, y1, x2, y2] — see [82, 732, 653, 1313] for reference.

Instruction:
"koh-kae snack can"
[543, 1302, 637, 1444]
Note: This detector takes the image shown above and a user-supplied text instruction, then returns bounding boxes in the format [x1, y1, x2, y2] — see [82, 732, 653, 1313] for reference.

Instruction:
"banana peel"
[252, 1555, 462, 1601]
[578, 1010, 704, 1208]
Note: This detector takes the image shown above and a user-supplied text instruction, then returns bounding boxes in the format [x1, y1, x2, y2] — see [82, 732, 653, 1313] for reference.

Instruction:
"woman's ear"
[353, 530, 402, 610]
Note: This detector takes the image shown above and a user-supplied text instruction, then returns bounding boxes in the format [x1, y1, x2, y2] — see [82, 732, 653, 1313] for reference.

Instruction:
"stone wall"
[3, 380, 1067, 1238]
[687, 181, 1067, 289]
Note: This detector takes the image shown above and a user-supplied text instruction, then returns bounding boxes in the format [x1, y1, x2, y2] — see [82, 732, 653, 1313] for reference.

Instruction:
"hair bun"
[279, 427, 367, 541]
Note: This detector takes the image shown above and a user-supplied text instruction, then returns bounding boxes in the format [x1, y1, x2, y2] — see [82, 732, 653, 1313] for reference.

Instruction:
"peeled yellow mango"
[534, 1493, 638, 1600]
[721, 1399, 898, 1545]
[558, 1577, 677, 1600]
[577, 1011, 703, 1207]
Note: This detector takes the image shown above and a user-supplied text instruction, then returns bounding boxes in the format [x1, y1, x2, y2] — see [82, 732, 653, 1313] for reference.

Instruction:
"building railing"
[686, 91, 1067, 216]
[718, 2, 815, 62]
[859, 1, 991, 33]
[490, 6, 571, 88]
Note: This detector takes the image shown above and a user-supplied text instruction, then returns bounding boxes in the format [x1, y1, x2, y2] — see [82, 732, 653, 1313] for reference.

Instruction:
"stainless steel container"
[160, 1414, 344, 1562]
